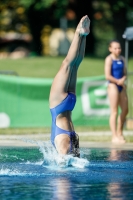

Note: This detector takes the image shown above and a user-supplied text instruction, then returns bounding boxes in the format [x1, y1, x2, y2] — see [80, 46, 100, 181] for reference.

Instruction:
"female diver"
[49, 15, 90, 157]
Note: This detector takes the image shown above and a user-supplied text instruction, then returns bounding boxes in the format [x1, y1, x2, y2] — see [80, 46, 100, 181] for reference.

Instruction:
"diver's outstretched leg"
[49, 15, 90, 108]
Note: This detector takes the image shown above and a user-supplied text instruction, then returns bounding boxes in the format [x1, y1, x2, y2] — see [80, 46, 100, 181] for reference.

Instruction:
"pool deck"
[0, 131, 133, 150]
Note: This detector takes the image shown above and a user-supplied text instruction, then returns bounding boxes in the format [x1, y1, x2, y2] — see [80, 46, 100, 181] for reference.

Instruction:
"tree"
[93, 0, 133, 56]
[0, 0, 32, 54]
[20, 0, 69, 55]
[20, 0, 96, 55]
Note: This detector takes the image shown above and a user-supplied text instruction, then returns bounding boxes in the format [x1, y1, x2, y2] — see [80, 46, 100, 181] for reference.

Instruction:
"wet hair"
[108, 39, 120, 47]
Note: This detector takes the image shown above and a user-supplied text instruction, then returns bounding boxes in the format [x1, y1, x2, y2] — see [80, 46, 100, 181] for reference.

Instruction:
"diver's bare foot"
[118, 135, 126, 144]
[112, 135, 126, 144]
[77, 15, 90, 36]
[112, 136, 120, 143]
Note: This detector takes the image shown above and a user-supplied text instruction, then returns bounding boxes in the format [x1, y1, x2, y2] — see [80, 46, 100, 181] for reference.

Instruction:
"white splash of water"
[0, 167, 10, 175]
[69, 156, 89, 168]
[0, 168, 37, 176]
[0, 166, 21, 176]
[36, 141, 89, 168]
[16, 138, 90, 169]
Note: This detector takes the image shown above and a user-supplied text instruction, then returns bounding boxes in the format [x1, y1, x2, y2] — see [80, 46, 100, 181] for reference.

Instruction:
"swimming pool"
[0, 141, 133, 200]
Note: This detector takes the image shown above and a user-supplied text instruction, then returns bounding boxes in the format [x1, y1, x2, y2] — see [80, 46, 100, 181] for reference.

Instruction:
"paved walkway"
[0, 131, 133, 149]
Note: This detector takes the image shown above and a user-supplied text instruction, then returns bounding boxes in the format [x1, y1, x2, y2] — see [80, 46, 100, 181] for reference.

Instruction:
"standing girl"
[104, 40, 128, 143]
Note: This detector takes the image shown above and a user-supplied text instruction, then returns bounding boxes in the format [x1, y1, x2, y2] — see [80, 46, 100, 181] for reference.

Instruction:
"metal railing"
[127, 72, 133, 119]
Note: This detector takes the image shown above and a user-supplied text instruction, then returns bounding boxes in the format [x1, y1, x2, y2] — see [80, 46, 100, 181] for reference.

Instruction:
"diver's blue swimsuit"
[50, 93, 76, 151]
[111, 59, 124, 92]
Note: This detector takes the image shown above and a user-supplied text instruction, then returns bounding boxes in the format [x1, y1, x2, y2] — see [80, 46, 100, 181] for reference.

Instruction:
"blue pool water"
[0, 141, 133, 200]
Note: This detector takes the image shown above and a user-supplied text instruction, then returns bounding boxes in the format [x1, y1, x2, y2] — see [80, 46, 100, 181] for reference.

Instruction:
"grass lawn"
[0, 56, 133, 78]
[0, 56, 106, 78]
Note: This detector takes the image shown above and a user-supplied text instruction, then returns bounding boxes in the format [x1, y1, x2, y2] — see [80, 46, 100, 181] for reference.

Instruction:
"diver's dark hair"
[108, 39, 120, 47]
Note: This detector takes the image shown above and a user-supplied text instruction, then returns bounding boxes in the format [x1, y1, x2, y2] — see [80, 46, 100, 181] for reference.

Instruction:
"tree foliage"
[0, 0, 30, 33]
[20, 0, 54, 9]
[20, 0, 68, 19]
[92, 0, 133, 56]
[0, 0, 133, 57]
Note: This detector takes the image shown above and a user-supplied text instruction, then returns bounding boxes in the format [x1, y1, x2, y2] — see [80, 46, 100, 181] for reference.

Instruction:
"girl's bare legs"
[108, 84, 119, 143]
[49, 15, 90, 108]
[49, 15, 90, 154]
[108, 84, 128, 144]
[117, 89, 128, 143]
